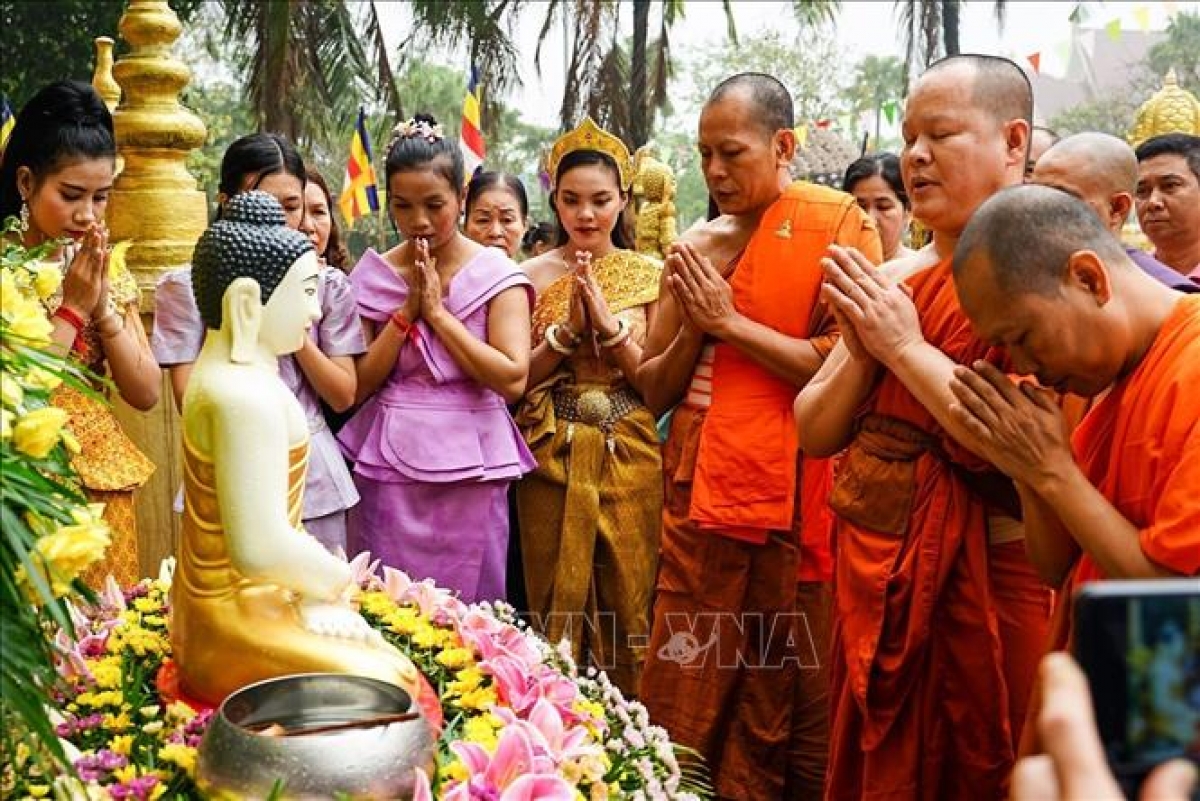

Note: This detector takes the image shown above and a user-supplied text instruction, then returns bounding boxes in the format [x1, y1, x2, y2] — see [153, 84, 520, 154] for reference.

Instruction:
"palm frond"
[791, 0, 841, 28]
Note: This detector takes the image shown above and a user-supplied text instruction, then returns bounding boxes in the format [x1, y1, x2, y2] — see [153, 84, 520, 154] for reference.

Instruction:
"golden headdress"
[546, 117, 634, 190]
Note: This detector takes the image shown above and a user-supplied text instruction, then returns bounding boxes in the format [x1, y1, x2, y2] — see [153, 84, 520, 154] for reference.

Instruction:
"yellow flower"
[462, 714, 500, 750]
[32, 262, 62, 300]
[110, 734, 134, 756]
[91, 659, 122, 690]
[22, 366, 62, 392]
[27, 784, 50, 798]
[436, 647, 475, 671]
[456, 686, 498, 711]
[0, 270, 18, 316]
[158, 742, 197, 777]
[12, 406, 68, 459]
[165, 701, 197, 724]
[0, 373, 22, 409]
[113, 765, 138, 784]
[442, 760, 470, 784]
[7, 294, 54, 344]
[25, 506, 110, 596]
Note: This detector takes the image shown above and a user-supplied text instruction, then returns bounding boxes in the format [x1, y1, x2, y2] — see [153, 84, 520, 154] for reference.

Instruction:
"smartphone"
[1073, 579, 1200, 794]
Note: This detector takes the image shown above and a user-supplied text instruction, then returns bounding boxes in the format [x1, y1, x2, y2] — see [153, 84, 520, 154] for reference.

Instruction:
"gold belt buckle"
[576, 389, 612, 425]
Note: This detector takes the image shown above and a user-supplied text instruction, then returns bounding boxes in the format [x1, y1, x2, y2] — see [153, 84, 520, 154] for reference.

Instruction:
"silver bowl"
[196, 673, 436, 800]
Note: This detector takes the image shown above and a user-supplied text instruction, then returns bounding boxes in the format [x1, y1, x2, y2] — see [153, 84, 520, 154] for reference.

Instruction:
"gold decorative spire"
[546, 117, 634, 190]
[105, 0, 209, 305]
[1129, 69, 1200, 147]
[91, 36, 121, 113]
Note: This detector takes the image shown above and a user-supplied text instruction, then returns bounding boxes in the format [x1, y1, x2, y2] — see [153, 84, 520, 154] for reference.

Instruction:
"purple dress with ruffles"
[337, 247, 536, 603]
[150, 267, 364, 551]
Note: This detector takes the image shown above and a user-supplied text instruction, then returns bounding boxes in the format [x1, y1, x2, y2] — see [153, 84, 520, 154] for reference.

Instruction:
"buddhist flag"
[339, 107, 379, 225]
[0, 97, 14, 156]
[460, 66, 486, 180]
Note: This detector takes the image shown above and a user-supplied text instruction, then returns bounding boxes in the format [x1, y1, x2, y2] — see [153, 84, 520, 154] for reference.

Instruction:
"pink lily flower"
[347, 551, 382, 589]
[444, 724, 573, 801]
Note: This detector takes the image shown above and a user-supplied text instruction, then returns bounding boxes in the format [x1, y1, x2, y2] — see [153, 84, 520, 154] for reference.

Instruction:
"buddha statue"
[632, 146, 677, 261]
[170, 192, 421, 706]
[1129, 69, 1200, 147]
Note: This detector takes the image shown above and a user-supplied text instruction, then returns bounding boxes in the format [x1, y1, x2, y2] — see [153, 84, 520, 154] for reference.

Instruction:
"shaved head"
[953, 184, 1130, 296]
[706, 72, 794, 136]
[1039, 133, 1139, 195]
[1031, 133, 1140, 232]
[923, 54, 1033, 132]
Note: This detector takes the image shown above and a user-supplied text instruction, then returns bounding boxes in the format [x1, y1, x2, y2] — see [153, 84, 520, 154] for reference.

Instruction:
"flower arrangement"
[10, 555, 711, 800]
[1, 216, 112, 775]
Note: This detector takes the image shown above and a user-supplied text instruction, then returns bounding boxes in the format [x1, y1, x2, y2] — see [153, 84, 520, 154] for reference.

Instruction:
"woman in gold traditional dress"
[515, 118, 663, 695]
[0, 82, 158, 587]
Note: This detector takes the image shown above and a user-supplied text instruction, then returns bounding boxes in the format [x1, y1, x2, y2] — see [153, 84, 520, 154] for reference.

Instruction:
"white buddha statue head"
[191, 190, 320, 364]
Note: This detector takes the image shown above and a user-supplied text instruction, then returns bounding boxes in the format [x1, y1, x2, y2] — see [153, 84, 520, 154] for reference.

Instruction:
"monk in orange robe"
[795, 55, 1053, 800]
[637, 73, 880, 800]
[946, 185, 1200, 755]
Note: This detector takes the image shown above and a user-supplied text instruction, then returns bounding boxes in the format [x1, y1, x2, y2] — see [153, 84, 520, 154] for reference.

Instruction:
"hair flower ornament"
[390, 118, 445, 147]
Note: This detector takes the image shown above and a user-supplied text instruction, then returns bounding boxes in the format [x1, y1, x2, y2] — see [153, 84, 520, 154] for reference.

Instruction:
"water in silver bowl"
[196, 673, 435, 800]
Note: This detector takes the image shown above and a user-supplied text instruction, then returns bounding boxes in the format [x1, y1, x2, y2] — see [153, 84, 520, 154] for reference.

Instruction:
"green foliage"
[682, 27, 851, 128]
[1049, 95, 1142, 139]
[0, 0, 201, 109]
[0, 218, 105, 777]
[1147, 11, 1200, 95]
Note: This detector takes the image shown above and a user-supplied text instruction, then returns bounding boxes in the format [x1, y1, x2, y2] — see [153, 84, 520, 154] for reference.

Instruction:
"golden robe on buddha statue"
[169, 192, 420, 707]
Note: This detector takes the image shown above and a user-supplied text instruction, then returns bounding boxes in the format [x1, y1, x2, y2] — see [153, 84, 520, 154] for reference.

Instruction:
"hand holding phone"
[1013, 652, 1198, 800]
[1072, 580, 1200, 799]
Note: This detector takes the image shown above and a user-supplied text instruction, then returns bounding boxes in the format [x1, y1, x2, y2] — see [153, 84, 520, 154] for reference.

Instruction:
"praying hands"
[819, 244, 925, 368]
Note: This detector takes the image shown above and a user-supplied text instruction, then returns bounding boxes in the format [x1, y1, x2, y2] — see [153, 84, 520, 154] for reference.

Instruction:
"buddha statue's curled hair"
[192, 191, 314, 330]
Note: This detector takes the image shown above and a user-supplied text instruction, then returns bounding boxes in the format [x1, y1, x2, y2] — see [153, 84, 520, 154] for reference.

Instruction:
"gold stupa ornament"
[105, 0, 209, 305]
[547, 117, 634, 190]
[1129, 69, 1200, 147]
[91, 37, 121, 113]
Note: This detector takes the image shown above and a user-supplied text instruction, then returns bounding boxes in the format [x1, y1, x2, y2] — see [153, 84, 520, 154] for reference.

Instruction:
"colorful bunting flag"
[1105, 18, 1122, 41]
[0, 97, 14, 156]
[338, 107, 380, 225]
[1132, 5, 1151, 31]
[795, 123, 809, 150]
[459, 66, 486, 180]
[1027, 52, 1042, 74]
[882, 100, 899, 126]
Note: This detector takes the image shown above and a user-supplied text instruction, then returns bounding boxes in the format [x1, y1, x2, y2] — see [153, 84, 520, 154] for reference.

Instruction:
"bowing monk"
[795, 54, 1052, 800]
[637, 73, 880, 799]
[949, 185, 1200, 620]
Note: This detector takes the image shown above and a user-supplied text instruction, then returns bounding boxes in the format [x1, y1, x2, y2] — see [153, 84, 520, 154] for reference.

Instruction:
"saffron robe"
[1043, 295, 1200, 649]
[825, 257, 1051, 801]
[642, 182, 881, 800]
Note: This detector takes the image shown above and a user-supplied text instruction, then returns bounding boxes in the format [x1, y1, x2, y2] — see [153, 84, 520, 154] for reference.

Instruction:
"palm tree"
[895, 0, 1007, 85]
[216, 0, 401, 147]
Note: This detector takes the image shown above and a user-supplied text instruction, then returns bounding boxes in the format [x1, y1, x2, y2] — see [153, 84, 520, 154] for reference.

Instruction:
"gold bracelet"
[545, 324, 577, 355]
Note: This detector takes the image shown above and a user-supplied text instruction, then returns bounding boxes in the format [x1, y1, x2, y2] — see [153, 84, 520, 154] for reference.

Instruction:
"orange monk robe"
[1054, 295, 1200, 633]
[825, 257, 1052, 801]
[641, 182, 880, 801]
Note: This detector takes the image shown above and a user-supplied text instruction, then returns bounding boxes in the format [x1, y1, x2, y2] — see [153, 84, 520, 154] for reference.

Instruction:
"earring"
[18, 199, 30, 234]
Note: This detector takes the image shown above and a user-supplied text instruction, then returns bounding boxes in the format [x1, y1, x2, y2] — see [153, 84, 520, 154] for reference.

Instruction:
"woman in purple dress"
[337, 114, 534, 603]
[151, 137, 363, 552]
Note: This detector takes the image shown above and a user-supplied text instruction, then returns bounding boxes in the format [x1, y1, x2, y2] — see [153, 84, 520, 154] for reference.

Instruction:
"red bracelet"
[52, 306, 88, 355]
[390, 311, 419, 342]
